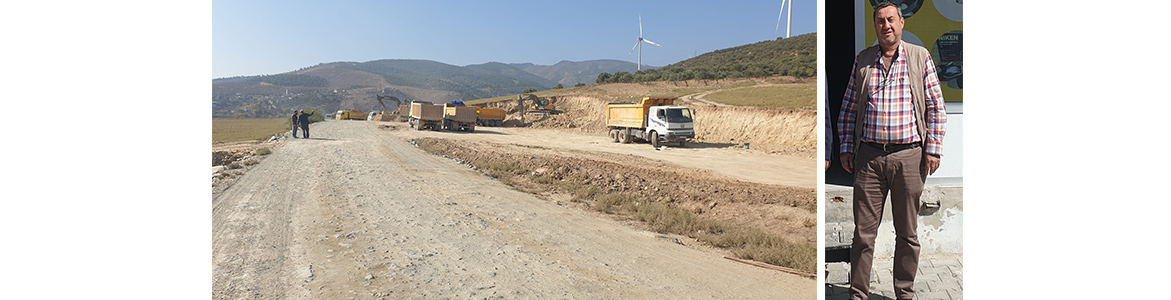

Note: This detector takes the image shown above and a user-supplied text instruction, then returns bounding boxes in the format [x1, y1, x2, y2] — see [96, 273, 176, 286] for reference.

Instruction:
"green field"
[704, 83, 815, 110]
[212, 118, 291, 142]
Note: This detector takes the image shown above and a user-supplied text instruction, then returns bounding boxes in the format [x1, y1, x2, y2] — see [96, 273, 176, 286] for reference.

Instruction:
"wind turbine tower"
[628, 14, 662, 71]
[776, 0, 793, 38]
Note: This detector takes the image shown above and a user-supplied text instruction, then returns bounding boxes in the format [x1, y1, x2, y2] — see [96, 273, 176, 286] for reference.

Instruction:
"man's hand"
[840, 153, 854, 173]
[825, 159, 830, 170]
[924, 154, 941, 175]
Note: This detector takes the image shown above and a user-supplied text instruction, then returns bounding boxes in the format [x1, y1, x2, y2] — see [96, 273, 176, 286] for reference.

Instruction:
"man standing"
[297, 109, 315, 138]
[290, 110, 299, 138]
[836, 2, 946, 299]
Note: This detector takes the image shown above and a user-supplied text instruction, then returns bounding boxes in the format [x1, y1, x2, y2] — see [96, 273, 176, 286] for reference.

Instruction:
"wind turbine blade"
[776, 0, 785, 34]
[639, 14, 643, 37]
[628, 39, 641, 56]
[642, 39, 662, 47]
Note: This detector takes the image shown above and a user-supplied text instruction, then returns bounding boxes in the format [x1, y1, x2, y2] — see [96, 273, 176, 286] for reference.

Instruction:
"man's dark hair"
[873, 1, 903, 20]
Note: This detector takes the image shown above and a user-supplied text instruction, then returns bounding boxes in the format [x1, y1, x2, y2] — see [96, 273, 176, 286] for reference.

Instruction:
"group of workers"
[290, 109, 315, 139]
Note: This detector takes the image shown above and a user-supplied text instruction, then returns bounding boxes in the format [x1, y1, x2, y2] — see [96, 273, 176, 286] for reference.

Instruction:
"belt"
[864, 142, 919, 153]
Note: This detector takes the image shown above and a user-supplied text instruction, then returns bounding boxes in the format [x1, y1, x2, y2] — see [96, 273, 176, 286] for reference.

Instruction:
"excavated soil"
[412, 137, 816, 244]
[477, 83, 815, 157]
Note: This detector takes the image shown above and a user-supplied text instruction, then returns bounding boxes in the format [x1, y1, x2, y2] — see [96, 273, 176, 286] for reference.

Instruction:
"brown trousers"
[850, 143, 925, 300]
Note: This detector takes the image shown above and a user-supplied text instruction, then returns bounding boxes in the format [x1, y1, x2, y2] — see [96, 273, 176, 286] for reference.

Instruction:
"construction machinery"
[408, 101, 444, 130]
[517, 94, 560, 115]
[516, 93, 562, 125]
[442, 102, 477, 132]
[606, 97, 694, 148]
[397, 105, 410, 122]
[368, 95, 404, 121]
[475, 107, 506, 127]
[335, 110, 366, 120]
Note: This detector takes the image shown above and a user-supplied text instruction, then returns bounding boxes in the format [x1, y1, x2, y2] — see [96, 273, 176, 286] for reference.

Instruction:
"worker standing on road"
[290, 110, 300, 138]
[297, 109, 315, 138]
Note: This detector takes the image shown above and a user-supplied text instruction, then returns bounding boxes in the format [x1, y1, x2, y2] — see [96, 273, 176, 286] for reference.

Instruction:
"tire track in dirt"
[213, 120, 815, 299]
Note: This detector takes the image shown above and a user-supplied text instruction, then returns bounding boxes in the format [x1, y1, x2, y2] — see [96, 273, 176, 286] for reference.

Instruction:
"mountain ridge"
[212, 34, 815, 118]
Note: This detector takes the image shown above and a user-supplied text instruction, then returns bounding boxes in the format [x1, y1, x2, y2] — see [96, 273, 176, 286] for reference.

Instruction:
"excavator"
[514, 93, 563, 126]
[372, 95, 403, 121]
[516, 94, 561, 115]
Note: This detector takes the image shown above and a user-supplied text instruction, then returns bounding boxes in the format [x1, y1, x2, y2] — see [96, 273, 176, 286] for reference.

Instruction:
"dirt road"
[213, 120, 814, 299]
[380, 123, 814, 189]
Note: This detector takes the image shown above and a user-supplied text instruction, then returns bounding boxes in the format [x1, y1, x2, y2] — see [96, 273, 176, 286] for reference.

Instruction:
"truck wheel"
[619, 129, 630, 144]
[650, 131, 660, 148]
[468, 127, 475, 133]
[609, 130, 619, 143]
[678, 140, 686, 147]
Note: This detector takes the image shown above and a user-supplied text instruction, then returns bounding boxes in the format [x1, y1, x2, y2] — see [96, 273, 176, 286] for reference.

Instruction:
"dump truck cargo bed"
[409, 102, 444, 130]
[410, 103, 444, 121]
[475, 107, 506, 126]
[443, 104, 477, 132]
[605, 97, 675, 128]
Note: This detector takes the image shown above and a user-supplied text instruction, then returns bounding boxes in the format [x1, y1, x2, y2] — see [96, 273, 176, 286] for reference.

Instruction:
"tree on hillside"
[553, 84, 563, 89]
[596, 72, 611, 84]
[523, 88, 537, 93]
[612, 72, 633, 83]
[574, 83, 586, 88]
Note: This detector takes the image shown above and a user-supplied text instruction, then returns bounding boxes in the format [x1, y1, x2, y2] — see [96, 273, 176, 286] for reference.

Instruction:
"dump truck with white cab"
[606, 97, 694, 147]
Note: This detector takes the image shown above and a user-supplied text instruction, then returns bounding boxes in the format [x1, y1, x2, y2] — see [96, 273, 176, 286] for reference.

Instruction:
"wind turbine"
[627, 14, 662, 71]
[775, 0, 793, 38]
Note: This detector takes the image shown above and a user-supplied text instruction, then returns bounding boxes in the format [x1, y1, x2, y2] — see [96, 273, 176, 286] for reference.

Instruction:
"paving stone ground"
[825, 185, 963, 300]
[825, 254, 963, 300]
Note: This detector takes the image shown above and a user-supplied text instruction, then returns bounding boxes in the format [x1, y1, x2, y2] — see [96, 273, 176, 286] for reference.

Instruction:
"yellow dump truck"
[397, 105, 410, 122]
[443, 103, 477, 132]
[335, 110, 366, 120]
[369, 111, 395, 121]
[475, 107, 506, 127]
[606, 97, 695, 147]
[408, 102, 444, 130]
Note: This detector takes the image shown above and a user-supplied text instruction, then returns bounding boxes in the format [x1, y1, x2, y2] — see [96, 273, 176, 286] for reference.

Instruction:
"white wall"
[928, 102, 962, 186]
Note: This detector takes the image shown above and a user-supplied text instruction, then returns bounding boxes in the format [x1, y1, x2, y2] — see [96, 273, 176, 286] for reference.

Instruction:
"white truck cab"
[606, 97, 695, 147]
[646, 106, 695, 146]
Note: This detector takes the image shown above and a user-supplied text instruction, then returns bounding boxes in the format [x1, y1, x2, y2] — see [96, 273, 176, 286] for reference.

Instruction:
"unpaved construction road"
[213, 120, 814, 299]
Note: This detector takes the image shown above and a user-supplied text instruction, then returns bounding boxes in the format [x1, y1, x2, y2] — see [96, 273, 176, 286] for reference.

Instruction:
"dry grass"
[212, 118, 290, 142]
[466, 78, 761, 105]
[704, 83, 815, 109]
[416, 138, 816, 273]
[590, 192, 814, 273]
[693, 106, 816, 156]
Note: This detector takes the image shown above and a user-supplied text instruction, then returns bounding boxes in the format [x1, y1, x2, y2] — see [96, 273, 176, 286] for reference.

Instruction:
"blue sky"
[213, 0, 816, 78]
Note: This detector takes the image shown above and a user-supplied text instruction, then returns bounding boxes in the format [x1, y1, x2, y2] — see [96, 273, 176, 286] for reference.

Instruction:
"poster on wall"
[858, 0, 963, 101]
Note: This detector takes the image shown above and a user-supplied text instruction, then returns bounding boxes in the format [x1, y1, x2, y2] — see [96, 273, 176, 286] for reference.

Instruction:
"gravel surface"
[212, 120, 814, 299]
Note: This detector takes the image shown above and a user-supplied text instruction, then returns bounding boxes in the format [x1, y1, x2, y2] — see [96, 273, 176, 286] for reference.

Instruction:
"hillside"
[597, 33, 816, 83]
[213, 59, 644, 118]
[211, 33, 813, 118]
[464, 62, 558, 88]
[339, 59, 551, 100]
[514, 60, 651, 87]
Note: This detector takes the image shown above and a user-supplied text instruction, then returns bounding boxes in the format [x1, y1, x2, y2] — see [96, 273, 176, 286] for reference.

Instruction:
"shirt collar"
[872, 41, 907, 65]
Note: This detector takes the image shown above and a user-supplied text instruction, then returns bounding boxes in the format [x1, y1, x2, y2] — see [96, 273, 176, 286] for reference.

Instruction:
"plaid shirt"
[837, 43, 946, 156]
